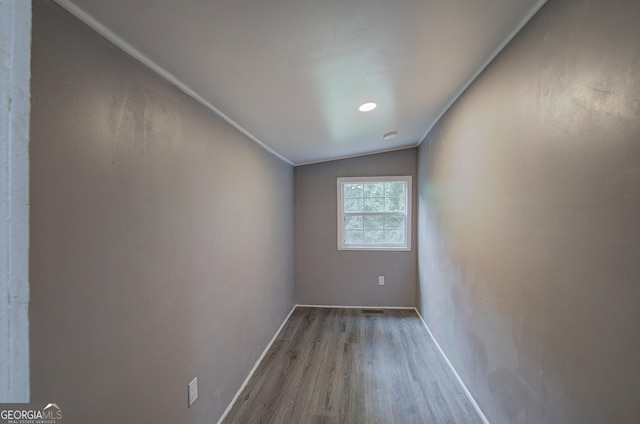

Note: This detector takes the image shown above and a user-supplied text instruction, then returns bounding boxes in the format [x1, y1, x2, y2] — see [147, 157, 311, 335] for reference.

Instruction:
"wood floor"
[221, 307, 483, 424]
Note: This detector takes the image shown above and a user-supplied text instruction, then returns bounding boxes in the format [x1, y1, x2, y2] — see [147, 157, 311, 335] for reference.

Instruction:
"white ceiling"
[56, 0, 546, 165]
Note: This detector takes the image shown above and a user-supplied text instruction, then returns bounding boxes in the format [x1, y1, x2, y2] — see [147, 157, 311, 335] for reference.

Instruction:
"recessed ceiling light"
[383, 131, 398, 140]
[358, 102, 377, 112]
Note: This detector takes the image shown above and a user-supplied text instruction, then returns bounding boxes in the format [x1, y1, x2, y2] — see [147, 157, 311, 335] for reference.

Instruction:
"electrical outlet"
[378, 276, 385, 285]
[188, 377, 198, 407]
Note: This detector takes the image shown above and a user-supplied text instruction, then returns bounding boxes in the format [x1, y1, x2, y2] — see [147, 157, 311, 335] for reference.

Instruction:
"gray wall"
[295, 149, 417, 306]
[29, 2, 294, 423]
[417, 0, 640, 423]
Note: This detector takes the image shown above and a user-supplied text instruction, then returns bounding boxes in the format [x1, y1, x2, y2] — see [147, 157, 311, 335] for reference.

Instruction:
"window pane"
[385, 182, 405, 197]
[344, 215, 363, 229]
[343, 183, 363, 198]
[338, 176, 411, 250]
[384, 230, 405, 244]
[384, 215, 405, 229]
[363, 183, 384, 197]
[364, 230, 384, 244]
[344, 230, 363, 245]
[363, 215, 383, 229]
[344, 197, 363, 212]
[384, 197, 405, 212]
[363, 197, 384, 212]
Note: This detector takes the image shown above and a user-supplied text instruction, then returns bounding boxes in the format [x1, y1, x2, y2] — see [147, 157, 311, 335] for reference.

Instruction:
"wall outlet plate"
[188, 377, 198, 407]
[378, 276, 385, 285]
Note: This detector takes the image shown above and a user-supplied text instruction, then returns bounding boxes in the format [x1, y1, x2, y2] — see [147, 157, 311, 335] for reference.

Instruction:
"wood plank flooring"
[221, 307, 482, 424]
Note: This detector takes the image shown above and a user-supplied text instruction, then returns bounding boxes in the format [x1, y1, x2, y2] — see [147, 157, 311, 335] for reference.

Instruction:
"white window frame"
[337, 176, 412, 251]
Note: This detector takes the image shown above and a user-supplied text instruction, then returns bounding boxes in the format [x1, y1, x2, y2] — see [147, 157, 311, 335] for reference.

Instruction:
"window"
[337, 176, 412, 251]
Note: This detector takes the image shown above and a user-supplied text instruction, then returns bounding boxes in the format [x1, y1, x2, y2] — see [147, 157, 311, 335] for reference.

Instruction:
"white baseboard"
[295, 304, 415, 309]
[414, 308, 490, 424]
[217, 304, 490, 424]
[215, 304, 297, 424]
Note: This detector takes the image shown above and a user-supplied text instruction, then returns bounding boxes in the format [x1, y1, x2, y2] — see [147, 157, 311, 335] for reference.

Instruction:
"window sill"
[338, 246, 411, 252]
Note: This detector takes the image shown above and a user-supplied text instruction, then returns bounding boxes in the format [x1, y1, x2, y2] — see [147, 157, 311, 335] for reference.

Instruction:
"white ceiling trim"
[417, 0, 548, 146]
[54, 0, 295, 166]
[54, 0, 547, 167]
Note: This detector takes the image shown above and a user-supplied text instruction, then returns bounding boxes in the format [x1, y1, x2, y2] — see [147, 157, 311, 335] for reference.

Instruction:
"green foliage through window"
[338, 177, 411, 250]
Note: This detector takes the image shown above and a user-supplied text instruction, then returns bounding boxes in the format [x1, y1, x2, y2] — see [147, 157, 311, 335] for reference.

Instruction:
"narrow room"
[1, 0, 639, 423]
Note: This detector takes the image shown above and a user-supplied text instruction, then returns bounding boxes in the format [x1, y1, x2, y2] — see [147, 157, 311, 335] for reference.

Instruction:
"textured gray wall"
[295, 149, 417, 306]
[29, 2, 294, 423]
[417, 0, 640, 423]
